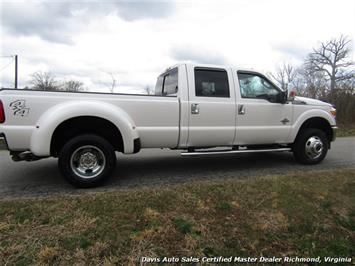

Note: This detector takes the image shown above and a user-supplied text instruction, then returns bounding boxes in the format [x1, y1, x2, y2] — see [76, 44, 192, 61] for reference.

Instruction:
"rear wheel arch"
[50, 116, 124, 156]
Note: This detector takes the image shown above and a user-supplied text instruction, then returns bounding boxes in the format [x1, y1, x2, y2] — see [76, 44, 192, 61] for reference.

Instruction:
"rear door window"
[194, 68, 230, 97]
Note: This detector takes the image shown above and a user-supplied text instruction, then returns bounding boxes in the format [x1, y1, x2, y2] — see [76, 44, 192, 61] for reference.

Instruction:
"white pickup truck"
[0, 63, 337, 187]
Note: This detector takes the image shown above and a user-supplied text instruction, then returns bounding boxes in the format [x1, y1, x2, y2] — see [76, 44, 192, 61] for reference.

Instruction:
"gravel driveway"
[0, 137, 354, 199]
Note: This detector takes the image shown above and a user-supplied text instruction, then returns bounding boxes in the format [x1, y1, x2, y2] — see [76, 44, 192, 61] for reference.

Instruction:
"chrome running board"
[181, 148, 291, 156]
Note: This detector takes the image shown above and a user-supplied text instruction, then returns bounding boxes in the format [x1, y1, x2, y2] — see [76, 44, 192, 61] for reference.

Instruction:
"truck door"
[187, 66, 236, 147]
[234, 71, 293, 145]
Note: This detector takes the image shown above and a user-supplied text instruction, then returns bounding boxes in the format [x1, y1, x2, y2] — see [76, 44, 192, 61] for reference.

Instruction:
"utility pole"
[14, 55, 18, 89]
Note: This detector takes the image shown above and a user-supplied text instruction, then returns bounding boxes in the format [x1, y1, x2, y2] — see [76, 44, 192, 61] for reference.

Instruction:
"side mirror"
[279, 90, 288, 104]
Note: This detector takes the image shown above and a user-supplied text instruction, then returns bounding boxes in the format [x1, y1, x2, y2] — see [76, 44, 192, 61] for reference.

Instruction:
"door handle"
[238, 104, 245, 115]
[191, 103, 200, 114]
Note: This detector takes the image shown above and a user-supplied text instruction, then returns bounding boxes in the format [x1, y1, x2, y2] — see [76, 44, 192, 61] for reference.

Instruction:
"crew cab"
[0, 63, 337, 187]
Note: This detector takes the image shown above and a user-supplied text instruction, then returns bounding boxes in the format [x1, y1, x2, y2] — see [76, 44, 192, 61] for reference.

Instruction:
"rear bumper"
[331, 126, 338, 141]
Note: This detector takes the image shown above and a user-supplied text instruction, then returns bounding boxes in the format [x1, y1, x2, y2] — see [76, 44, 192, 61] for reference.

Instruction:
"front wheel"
[58, 134, 116, 188]
[293, 128, 329, 165]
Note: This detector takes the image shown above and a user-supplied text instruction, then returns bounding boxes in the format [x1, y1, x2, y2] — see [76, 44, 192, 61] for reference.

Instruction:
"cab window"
[154, 68, 178, 96]
[195, 68, 230, 97]
[237, 72, 280, 102]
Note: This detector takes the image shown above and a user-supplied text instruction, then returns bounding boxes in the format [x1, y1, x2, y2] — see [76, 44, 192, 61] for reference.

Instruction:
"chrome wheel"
[70, 145, 106, 179]
[305, 136, 324, 160]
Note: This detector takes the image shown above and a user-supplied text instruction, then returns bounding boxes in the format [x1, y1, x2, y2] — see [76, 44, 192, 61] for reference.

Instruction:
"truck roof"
[164, 63, 261, 75]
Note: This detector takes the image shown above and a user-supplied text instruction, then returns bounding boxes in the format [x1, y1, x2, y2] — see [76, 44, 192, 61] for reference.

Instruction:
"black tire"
[293, 128, 329, 165]
[58, 134, 116, 188]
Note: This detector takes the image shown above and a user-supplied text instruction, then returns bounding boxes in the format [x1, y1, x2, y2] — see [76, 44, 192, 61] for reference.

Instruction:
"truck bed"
[0, 89, 180, 151]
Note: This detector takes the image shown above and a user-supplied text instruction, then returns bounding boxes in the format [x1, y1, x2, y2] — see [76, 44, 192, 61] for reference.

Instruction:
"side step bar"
[11, 151, 45, 162]
[181, 148, 291, 156]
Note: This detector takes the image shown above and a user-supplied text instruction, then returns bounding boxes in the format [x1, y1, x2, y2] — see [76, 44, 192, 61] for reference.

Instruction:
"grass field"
[337, 123, 355, 137]
[0, 169, 354, 265]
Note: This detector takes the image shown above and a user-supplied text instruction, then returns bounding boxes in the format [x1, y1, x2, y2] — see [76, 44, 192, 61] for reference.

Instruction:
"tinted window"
[238, 73, 280, 102]
[154, 68, 178, 96]
[163, 68, 178, 95]
[195, 69, 230, 97]
[155, 75, 164, 96]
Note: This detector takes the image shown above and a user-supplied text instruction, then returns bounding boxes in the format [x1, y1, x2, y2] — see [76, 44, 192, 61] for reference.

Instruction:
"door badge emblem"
[10, 100, 30, 117]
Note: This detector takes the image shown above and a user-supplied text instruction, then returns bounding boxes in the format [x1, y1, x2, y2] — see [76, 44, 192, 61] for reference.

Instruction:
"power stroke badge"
[10, 100, 30, 117]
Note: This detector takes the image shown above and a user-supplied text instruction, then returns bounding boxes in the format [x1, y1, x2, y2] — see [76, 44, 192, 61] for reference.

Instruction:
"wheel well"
[50, 116, 123, 156]
[296, 117, 333, 143]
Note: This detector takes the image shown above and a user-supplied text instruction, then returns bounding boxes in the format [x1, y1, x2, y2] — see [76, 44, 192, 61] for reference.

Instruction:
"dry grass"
[337, 123, 355, 137]
[0, 169, 354, 265]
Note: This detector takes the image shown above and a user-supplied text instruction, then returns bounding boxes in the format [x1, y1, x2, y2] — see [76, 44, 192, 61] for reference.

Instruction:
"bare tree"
[62, 80, 84, 92]
[144, 85, 152, 95]
[31, 71, 59, 91]
[98, 70, 118, 93]
[337, 77, 355, 94]
[306, 35, 354, 94]
[108, 72, 117, 93]
[296, 64, 328, 99]
[270, 62, 297, 90]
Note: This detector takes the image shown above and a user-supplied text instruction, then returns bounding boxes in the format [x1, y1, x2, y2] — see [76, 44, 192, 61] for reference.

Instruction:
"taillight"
[0, 100, 5, 123]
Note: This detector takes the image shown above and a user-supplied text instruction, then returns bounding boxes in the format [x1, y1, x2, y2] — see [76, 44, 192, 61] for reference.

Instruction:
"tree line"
[270, 35, 354, 125]
[28, 71, 85, 92]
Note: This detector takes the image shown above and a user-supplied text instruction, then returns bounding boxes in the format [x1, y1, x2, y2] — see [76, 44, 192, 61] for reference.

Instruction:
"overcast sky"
[1, 0, 354, 93]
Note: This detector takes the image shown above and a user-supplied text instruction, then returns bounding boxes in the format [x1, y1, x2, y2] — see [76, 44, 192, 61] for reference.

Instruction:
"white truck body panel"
[0, 63, 336, 157]
[288, 104, 335, 142]
[186, 65, 237, 147]
[0, 90, 180, 155]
